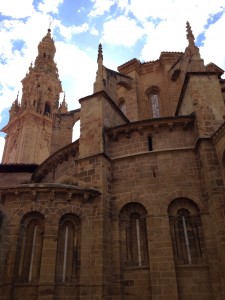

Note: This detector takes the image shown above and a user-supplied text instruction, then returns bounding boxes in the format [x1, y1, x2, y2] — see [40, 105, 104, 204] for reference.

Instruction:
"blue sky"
[0, 0, 225, 160]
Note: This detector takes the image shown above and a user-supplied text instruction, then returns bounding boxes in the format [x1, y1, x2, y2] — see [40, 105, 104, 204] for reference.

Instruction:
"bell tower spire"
[2, 28, 63, 164]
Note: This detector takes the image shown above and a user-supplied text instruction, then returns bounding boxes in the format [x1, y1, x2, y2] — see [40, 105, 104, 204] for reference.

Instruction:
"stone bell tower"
[1, 28, 63, 164]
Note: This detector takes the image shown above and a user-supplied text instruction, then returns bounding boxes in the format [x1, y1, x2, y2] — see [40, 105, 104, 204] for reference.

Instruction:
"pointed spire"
[186, 21, 195, 47]
[185, 21, 200, 59]
[15, 91, 19, 104]
[97, 43, 103, 63]
[94, 43, 105, 93]
[9, 92, 21, 119]
[59, 92, 68, 113]
[62, 92, 66, 104]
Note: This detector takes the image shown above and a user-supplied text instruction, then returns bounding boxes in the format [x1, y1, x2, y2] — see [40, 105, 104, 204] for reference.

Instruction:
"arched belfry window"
[168, 198, 205, 265]
[44, 101, 51, 116]
[56, 214, 81, 283]
[119, 203, 149, 267]
[16, 212, 44, 282]
[146, 86, 160, 118]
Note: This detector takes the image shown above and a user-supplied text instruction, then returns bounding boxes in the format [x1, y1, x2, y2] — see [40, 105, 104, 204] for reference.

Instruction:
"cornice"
[0, 183, 100, 203]
[2, 109, 52, 132]
[106, 115, 195, 141]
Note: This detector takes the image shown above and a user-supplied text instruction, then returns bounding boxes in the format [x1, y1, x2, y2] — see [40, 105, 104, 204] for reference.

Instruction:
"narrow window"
[169, 199, 204, 265]
[148, 136, 152, 151]
[44, 102, 51, 116]
[56, 214, 81, 283]
[120, 203, 149, 267]
[150, 92, 160, 118]
[17, 213, 44, 282]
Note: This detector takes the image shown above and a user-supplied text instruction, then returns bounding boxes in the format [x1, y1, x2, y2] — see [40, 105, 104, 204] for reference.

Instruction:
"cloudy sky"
[0, 0, 225, 161]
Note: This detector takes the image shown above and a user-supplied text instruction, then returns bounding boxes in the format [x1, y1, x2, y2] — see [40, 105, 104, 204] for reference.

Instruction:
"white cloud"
[89, 0, 115, 17]
[90, 28, 99, 36]
[37, 0, 64, 14]
[140, 19, 186, 61]
[56, 22, 89, 40]
[102, 15, 144, 47]
[0, 0, 34, 18]
[117, 0, 129, 11]
[128, 0, 225, 24]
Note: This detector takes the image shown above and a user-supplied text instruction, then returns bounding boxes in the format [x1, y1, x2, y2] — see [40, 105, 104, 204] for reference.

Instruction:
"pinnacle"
[186, 21, 195, 44]
[97, 43, 103, 62]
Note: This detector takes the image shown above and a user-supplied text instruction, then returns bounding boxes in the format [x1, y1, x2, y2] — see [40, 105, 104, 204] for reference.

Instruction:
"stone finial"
[29, 62, 33, 73]
[97, 43, 103, 63]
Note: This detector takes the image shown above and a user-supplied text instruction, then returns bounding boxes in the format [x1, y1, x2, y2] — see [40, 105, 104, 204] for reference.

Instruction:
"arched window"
[118, 98, 126, 115]
[16, 212, 44, 282]
[146, 86, 160, 118]
[44, 102, 51, 116]
[150, 92, 160, 118]
[168, 198, 205, 265]
[120, 203, 149, 267]
[55, 214, 81, 283]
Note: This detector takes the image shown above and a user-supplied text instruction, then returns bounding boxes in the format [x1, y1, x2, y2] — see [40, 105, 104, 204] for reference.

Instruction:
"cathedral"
[0, 22, 225, 300]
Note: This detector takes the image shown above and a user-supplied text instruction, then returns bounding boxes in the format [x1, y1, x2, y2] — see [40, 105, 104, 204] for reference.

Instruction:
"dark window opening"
[148, 136, 152, 151]
[44, 102, 51, 116]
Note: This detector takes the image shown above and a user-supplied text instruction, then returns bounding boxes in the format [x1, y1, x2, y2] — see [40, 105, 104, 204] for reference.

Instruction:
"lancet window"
[150, 91, 160, 118]
[16, 212, 44, 282]
[120, 203, 149, 267]
[55, 214, 81, 283]
[146, 86, 160, 118]
[168, 198, 205, 265]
